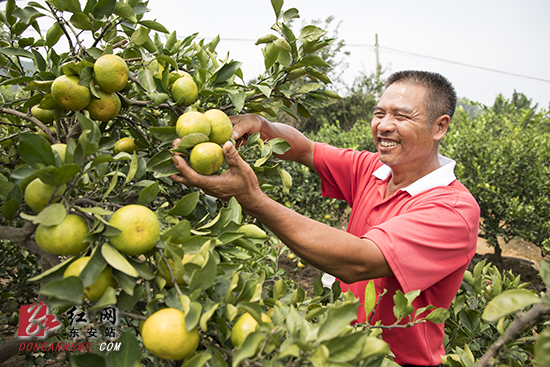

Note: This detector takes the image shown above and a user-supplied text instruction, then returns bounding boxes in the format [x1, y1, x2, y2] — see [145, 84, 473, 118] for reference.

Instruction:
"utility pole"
[375, 33, 380, 98]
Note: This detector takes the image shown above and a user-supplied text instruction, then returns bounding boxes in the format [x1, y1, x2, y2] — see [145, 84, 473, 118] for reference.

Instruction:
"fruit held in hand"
[205, 109, 233, 145]
[35, 214, 89, 255]
[189, 142, 224, 175]
[142, 308, 200, 360]
[63, 256, 114, 301]
[176, 111, 210, 139]
[108, 205, 160, 256]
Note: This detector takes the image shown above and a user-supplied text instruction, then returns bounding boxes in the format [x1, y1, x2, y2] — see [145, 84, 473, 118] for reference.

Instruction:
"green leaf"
[393, 290, 415, 322]
[92, 0, 116, 19]
[138, 181, 159, 206]
[28, 255, 76, 283]
[229, 90, 246, 112]
[255, 34, 278, 45]
[215, 61, 242, 84]
[232, 332, 266, 367]
[12, 6, 44, 25]
[271, 0, 283, 18]
[424, 308, 450, 324]
[317, 302, 358, 342]
[298, 25, 328, 43]
[106, 331, 141, 367]
[295, 55, 330, 68]
[45, 22, 63, 47]
[540, 261, 550, 288]
[53, 164, 80, 184]
[114, 2, 137, 23]
[482, 289, 540, 322]
[535, 328, 550, 366]
[70, 12, 95, 31]
[101, 243, 139, 278]
[30, 203, 66, 226]
[70, 353, 106, 367]
[181, 352, 212, 367]
[125, 152, 138, 184]
[18, 133, 56, 168]
[89, 286, 117, 310]
[176, 133, 210, 150]
[273, 279, 287, 300]
[168, 191, 200, 217]
[137, 68, 156, 93]
[1, 198, 19, 221]
[139, 20, 169, 33]
[39, 276, 83, 304]
[364, 280, 376, 318]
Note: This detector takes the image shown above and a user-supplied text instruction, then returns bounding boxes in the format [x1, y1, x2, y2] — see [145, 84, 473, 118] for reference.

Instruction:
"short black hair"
[385, 70, 457, 123]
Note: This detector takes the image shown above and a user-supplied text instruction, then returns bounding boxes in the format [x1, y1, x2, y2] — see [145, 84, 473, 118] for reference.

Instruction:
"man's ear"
[433, 115, 450, 141]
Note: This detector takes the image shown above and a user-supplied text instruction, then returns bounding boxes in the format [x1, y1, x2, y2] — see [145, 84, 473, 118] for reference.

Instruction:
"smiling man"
[171, 70, 480, 367]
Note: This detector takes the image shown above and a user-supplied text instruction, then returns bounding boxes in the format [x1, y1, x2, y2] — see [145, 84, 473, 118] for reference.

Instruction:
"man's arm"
[230, 114, 315, 170]
[171, 141, 393, 283]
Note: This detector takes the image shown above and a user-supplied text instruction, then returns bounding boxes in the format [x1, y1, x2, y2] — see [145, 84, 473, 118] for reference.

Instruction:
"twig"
[474, 302, 550, 367]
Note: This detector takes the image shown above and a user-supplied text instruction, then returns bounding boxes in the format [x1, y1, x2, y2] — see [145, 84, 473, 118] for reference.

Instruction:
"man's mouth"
[379, 139, 399, 147]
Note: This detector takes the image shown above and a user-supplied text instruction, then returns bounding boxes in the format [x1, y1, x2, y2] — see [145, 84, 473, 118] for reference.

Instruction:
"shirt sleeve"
[313, 143, 380, 206]
[364, 189, 479, 294]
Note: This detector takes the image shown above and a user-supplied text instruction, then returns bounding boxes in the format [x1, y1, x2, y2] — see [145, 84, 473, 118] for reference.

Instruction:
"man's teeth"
[380, 140, 399, 147]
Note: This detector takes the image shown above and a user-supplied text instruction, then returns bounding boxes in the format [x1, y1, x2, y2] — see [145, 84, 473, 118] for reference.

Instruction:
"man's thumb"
[222, 141, 242, 167]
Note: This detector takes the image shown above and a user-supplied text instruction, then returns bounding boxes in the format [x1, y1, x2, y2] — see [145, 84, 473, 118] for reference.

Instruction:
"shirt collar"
[372, 155, 457, 197]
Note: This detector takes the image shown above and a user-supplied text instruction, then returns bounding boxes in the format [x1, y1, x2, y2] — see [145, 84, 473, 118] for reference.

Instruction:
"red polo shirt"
[314, 143, 480, 366]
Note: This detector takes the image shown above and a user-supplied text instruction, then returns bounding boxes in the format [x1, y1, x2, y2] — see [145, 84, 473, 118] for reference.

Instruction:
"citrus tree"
[441, 98, 550, 265]
[0, 0, 442, 366]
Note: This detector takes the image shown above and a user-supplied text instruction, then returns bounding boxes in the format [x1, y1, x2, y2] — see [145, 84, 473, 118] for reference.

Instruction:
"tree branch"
[474, 302, 550, 367]
[0, 222, 60, 266]
[0, 107, 55, 142]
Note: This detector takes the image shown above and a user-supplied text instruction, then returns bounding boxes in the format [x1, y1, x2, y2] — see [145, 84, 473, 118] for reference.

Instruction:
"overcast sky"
[147, 0, 550, 108]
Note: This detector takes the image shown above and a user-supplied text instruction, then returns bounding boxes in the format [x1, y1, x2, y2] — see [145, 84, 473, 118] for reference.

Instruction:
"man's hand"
[229, 113, 264, 147]
[170, 140, 262, 204]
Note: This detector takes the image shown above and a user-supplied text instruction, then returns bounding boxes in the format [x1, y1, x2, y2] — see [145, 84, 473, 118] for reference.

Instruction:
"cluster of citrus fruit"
[176, 109, 233, 175]
[32, 54, 128, 125]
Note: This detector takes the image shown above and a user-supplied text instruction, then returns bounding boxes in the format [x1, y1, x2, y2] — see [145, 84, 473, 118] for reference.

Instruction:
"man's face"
[371, 82, 441, 171]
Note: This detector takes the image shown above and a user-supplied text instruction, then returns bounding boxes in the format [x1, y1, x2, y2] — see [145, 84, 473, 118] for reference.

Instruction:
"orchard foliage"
[441, 97, 550, 262]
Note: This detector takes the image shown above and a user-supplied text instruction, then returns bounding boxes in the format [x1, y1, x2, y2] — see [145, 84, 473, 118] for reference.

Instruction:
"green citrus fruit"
[142, 308, 200, 360]
[204, 109, 233, 145]
[63, 256, 113, 301]
[31, 105, 56, 124]
[168, 70, 191, 87]
[189, 142, 224, 175]
[176, 111, 210, 139]
[37, 125, 56, 144]
[86, 89, 121, 121]
[157, 254, 195, 287]
[113, 137, 137, 154]
[171, 76, 198, 106]
[51, 143, 67, 164]
[108, 205, 160, 256]
[35, 214, 89, 256]
[231, 312, 272, 347]
[51, 75, 91, 111]
[24, 178, 65, 212]
[93, 54, 129, 93]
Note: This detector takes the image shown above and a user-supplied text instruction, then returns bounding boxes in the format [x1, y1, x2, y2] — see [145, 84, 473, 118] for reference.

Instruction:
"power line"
[211, 37, 550, 84]
[346, 42, 550, 84]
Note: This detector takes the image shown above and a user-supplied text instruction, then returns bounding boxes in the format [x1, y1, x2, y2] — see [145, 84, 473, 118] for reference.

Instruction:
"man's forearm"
[238, 190, 393, 283]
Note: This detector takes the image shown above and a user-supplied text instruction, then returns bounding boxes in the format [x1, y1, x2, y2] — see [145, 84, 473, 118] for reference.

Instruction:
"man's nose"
[377, 115, 396, 132]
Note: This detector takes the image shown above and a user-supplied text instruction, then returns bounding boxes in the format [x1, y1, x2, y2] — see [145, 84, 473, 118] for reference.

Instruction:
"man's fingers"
[172, 138, 181, 149]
